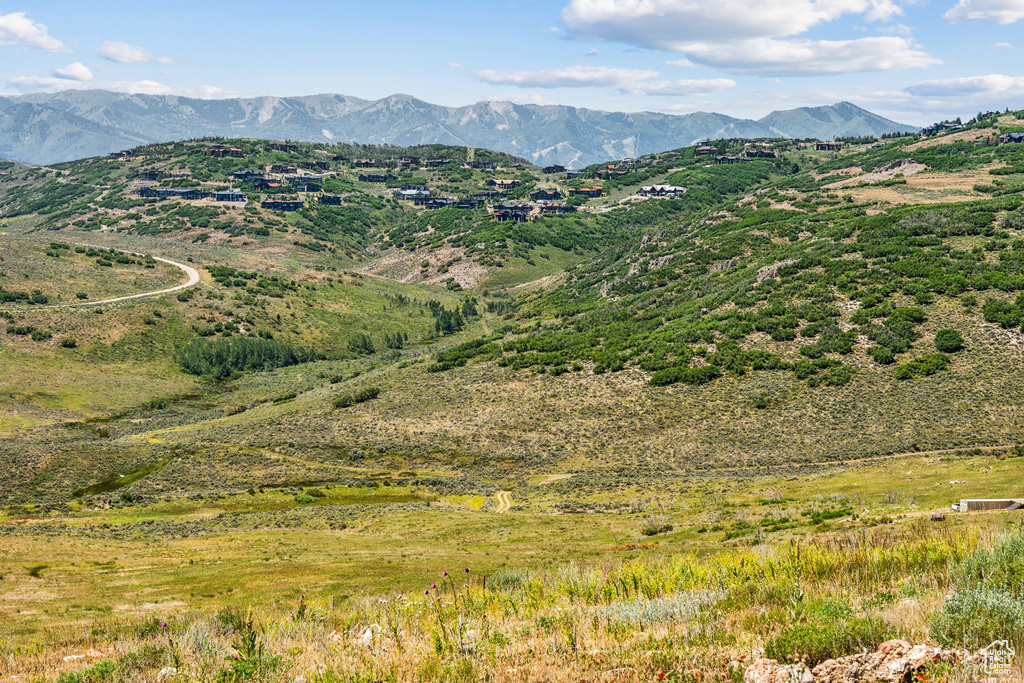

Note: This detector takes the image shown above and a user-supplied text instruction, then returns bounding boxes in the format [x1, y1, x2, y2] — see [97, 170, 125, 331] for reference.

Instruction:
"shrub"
[934, 329, 964, 353]
[931, 588, 1024, 650]
[60, 338, 77, 348]
[332, 387, 381, 409]
[868, 346, 895, 365]
[895, 353, 950, 380]
[30, 329, 52, 342]
[294, 494, 317, 504]
[771, 328, 797, 342]
[764, 617, 897, 667]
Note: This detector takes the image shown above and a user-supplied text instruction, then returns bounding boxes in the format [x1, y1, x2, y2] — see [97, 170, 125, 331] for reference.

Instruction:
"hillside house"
[639, 185, 685, 197]
[318, 195, 343, 205]
[215, 189, 247, 202]
[565, 170, 586, 179]
[270, 165, 298, 174]
[271, 143, 297, 152]
[424, 198, 454, 210]
[398, 156, 420, 167]
[401, 183, 428, 191]
[139, 187, 205, 200]
[745, 149, 776, 158]
[540, 204, 576, 215]
[695, 145, 717, 156]
[486, 179, 522, 190]
[354, 159, 375, 168]
[233, 170, 264, 183]
[426, 157, 452, 167]
[468, 160, 497, 170]
[999, 132, 1024, 144]
[396, 189, 431, 200]
[491, 204, 533, 222]
[139, 171, 161, 181]
[922, 122, 963, 137]
[530, 189, 562, 201]
[332, 155, 350, 162]
[206, 145, 243, 158]
[261, 199, 303, 211]
[568, 186, 603, 198]
[814, 142, 842, 151]
[542, 164, 566, 174]
[455, 198, 484, 209]
[255, 180, 283, 191]
[713, 156, 747, 165]
[167, 170, 191, 179]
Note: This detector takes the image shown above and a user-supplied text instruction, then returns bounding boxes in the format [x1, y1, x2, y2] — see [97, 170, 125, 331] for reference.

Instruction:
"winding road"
[64, 254, 200, 307]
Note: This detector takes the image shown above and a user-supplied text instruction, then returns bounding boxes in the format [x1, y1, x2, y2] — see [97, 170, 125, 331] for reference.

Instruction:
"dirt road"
[494, 491, 512, 514]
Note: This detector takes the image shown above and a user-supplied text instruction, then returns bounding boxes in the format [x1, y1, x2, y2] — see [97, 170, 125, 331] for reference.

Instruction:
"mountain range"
[0, 90, 918, 166]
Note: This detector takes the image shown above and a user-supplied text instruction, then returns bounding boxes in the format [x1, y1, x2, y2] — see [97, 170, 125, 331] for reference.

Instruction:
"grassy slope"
[2, 116, 1024, 679]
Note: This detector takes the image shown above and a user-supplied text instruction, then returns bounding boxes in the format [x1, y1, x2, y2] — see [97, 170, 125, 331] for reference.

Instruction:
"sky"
[1, 0, 1022, 126]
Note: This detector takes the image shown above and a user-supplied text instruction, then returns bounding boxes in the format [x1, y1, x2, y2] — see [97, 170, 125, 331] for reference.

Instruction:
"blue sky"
[1, 0, 1022, 125]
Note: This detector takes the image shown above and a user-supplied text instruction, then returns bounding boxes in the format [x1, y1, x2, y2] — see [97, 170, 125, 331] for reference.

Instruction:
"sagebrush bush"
[934, 329, 965, 353]
[764, 616, 897, 666]
[931, 588, 1024, 649]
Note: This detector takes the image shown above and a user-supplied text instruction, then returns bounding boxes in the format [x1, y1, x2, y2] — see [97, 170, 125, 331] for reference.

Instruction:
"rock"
[156, 667, 177, 682]
[743, 658, 813, 683]
[756, 259, 797, 283]
[85, 649, 102, 658]
[747, 641, 975, 682]
[62, 655, 85, 662]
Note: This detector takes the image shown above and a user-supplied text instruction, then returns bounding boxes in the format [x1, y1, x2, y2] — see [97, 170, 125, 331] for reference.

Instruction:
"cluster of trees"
[177, 337, 322, 380]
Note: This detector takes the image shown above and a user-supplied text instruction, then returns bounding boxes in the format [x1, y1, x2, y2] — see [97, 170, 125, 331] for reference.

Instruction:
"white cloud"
[494, 92, 556, 105]
[476, 65, 659, 88]
[52, 62, 93, 81]
[6, 75, 243, 98]
[446, 62, 462, 68]
[683, 36, 938, 75]
[97, 40, 172, 63]
[619, 78, 737, 95]
[904, 73, 1024, 97]
[583, 48, 601, 57]
[944, 0, 1024, 24]
[994, 42, 1015, 47]
[563, 0, 903, 46]
[666, 58, 695, 67]
[0, 12, 68, 52]
[476, 65, 734, 96]
[559, 0, 934, 75]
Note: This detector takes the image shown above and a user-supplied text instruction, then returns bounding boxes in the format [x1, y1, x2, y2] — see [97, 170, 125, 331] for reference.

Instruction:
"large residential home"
[713, 156, 747, 165]
[206, 145, 244, 158]
[270, 165, 298, 174]
[639, 185, 685, 197]
[530, 189, 562, 201]
[695, 145, 717, 156]
[568, 186, 602, 198]
[139, 171, 161, 181]
[232, 170, 264, 183]
[270, 143, 297, 153]
[215, 189, 247, 202]
[426, 157, 453, 167]
[455, 198, 484, 209]
[745, 149, 776, 158]
[542, 164, 566, 174]
[565, 170, 586, 179]
[396, 189, 431, 200]
[491, 203, 533, 223]
[255, 180, 284, 191]
[468, 160, 497, 170]
[261, 199, 304, 212]
[398, 156, 420, 167]
[139, 187, 206, 200]
[318, 195, 344, 205]
[354, 159, 375, 168]
[486, 179, 522, 190]
[999, 132, 1024, 144]
[814, 142, 842, 151]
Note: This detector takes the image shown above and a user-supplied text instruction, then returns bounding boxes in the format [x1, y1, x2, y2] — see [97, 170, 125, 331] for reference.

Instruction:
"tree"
[934, 329, 964, 353]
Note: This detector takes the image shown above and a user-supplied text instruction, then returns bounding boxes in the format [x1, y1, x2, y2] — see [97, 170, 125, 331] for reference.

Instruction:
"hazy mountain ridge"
[0, 91, 918, 166]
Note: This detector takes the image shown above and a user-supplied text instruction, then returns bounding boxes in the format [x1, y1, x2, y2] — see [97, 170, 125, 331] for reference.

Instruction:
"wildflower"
[659, 674, 666, 681]
[424, 589, 429, 595]
[442, 570, 448, 577]
[431, 583, 436, 589]
[161, 621, 167, 628]
[464, 567, 470, 573]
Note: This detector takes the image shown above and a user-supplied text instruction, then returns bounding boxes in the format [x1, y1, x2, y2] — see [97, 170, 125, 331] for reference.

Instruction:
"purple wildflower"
[442, 570, 448, 577]
[424, 589, 429, 595]
[431, 583, 436, 589]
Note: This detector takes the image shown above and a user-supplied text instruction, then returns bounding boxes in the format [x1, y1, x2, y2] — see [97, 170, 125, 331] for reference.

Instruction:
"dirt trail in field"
[494, 491, 512, 513]
[64, 255, 200, 307]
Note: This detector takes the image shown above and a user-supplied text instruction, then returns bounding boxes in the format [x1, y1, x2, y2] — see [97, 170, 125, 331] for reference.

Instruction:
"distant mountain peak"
[0, 90, 918, 166]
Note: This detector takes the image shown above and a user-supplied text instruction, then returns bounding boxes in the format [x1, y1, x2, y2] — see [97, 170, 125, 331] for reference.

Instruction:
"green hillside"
[2, 111, 1024, 681]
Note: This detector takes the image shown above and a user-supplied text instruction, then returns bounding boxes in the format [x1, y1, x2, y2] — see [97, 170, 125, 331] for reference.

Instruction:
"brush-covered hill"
[0, 90, 918, 166]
